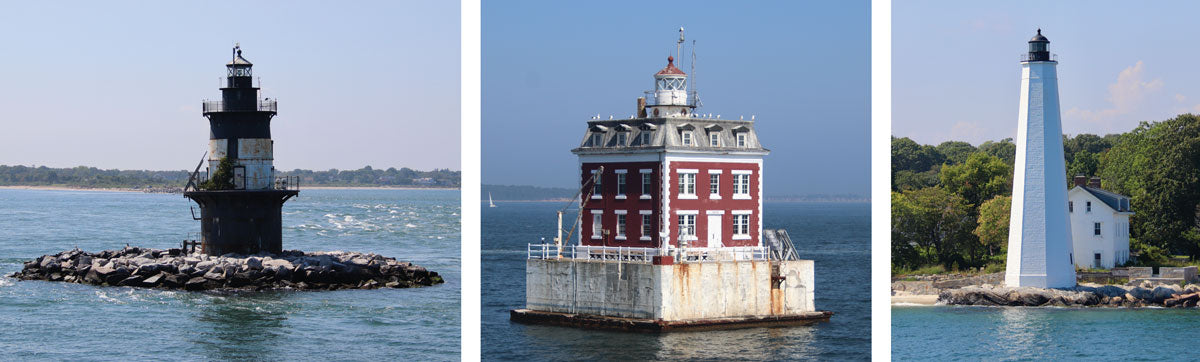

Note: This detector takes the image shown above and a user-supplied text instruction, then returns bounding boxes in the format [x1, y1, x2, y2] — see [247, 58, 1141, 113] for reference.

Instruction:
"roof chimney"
[1088, 176, 1101, 189]
[636, 97, 647, 118]
[1073, 175, 1087, 187]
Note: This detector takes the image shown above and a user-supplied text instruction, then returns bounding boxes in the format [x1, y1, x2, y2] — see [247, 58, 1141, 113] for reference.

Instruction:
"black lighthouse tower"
[184, 45, 298, 256]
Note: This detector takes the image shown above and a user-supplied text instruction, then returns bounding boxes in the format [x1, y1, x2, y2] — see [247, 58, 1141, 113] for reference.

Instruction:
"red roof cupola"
[656, 56, 686, 76]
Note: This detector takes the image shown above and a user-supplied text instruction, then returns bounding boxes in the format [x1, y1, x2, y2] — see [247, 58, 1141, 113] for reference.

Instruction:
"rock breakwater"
[7, 246, 444, 291]
[939, 283, 1200, 308]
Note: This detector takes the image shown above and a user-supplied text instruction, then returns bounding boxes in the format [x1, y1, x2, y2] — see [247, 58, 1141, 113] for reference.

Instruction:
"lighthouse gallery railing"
[201, 99, 277, 113]
[527, 244, 769, 263]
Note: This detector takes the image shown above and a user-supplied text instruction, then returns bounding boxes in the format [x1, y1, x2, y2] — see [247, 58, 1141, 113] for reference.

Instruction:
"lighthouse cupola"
[1026, 29, 1051, 62]
[650, 56, 691, 117]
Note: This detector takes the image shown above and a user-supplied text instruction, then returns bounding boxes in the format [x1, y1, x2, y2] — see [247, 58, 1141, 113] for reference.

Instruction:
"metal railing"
[527, 244, 769, 263]
[1020, 53, 1059, 62]
[202, 99, 277, 113]
[274, 175, 300, 191]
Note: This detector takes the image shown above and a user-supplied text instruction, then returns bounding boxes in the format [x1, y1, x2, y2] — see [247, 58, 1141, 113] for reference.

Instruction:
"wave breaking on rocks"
[6, 246, 444, 291]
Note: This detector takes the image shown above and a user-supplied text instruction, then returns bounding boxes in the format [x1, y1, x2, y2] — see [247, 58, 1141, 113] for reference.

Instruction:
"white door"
[707, 214, 722, 248]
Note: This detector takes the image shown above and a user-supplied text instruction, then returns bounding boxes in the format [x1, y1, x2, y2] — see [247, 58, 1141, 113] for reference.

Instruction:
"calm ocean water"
[481, 202, 871, 361]
[893, 306, 1200, 360]
[0, 188, 460, 361]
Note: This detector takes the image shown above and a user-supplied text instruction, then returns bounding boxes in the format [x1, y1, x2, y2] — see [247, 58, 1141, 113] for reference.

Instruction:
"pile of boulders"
[939, 282, 1200, 308]
[7, 246, 443, 291]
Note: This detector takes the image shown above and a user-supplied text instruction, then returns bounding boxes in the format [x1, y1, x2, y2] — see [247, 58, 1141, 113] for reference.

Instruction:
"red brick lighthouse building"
[574, 56, 768, 252]
[516, 34, 827, 331]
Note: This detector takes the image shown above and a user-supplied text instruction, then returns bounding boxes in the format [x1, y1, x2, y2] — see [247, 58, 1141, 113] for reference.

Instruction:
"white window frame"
[615, 170, 627, 199]
[709, 172, 721, 199]
[733, 170, 752, 200]
[590, 170, 602, 199]
[681, 131, 693, 146]
[736, 133, 747, 147]
[1094, 222, 1102, 236]
[732, 210, 752, 240]
[640, 132, 652, 145]
[640, 213, 653, 241]
[640, 170, 653, 199]
[710, 133, 720, 147]
[616, 132, 628, 146]
[678, 170, 698, 199]
[677, 213, 696, 238]
[591, 133, 603, 147]
[616, 213, 627, 240]
[1086, 201, 1092, 213]
[591, 211, 603, 239]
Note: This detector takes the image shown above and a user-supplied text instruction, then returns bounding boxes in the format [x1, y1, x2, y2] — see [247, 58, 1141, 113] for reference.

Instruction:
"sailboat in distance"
[489, 192, 496, 208]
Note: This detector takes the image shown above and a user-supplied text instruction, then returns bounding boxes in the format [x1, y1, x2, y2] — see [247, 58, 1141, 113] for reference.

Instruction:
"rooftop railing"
[202, 99, 277, 113]
[527, 244, 770, 263]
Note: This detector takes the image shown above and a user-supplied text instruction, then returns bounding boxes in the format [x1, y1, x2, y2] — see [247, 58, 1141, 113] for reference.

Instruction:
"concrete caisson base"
[510, 309, 832, 332]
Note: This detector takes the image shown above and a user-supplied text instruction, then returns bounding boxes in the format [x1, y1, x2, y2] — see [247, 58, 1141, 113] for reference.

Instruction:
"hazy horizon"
[895, 1, 1200, 146]
[0, 1, 460, 171]
[482, 1, 870, 196]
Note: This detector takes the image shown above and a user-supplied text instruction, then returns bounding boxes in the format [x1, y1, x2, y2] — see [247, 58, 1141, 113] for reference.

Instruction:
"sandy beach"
[0, 185, 145, 193]
[892, 294, 939, 305]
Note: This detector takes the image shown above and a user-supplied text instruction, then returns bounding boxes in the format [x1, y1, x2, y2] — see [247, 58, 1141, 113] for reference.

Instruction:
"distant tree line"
[482, 184, 575, 201]
[0, 165, 459, 189]
[894, 114, 1200, 273]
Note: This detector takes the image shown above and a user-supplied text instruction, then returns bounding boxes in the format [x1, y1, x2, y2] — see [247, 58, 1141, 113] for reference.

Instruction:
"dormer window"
[737, 133, 747, 147]
[640, 132, 652, 145]
[616, 132, 628, 146]
[710, 133, 720, 147]
[591, 133, 603, 147]
[681, 132, 693, 146]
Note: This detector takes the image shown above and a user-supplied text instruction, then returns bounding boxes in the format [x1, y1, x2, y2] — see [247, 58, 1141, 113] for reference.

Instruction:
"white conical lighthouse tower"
[1005, 29, 1076, 288]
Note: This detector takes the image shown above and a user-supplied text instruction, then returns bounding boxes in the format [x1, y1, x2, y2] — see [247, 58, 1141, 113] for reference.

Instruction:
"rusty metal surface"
[509, 309, 831, 333]
[183, 189, 297, 255]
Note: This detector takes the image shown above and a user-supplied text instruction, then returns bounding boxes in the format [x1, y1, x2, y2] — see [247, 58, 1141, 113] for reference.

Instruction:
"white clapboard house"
[1068, 176, 1133, 269]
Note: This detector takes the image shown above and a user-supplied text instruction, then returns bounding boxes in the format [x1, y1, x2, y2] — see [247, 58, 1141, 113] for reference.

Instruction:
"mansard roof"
[573, 116, 769, 155]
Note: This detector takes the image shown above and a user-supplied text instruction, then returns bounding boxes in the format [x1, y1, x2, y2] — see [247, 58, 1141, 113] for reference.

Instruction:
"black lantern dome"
[1027, 29, 1051, 62]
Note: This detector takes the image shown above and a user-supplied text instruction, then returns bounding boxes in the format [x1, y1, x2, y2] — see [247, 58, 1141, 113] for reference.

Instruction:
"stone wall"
[525, 259, 814, 321]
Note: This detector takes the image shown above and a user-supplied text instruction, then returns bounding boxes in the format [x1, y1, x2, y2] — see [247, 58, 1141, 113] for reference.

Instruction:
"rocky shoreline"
[939, 282, 1200, 308]
[7, 246, 444, 291]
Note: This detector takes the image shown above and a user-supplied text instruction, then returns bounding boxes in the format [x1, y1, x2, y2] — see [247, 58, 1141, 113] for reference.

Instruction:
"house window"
[616, 132, 628, 146]
[679, 172, 696, 195]
[710, 133, 720, 147]
[710, 173, 720, 196]
[1094, 222, 1102, 236]
[591, 133, 603, 147]
[592, 214, 602, 238]
[641, 132, 652, 145]
[616, 173, 626, 196]
[1069, 201, 1073, 213]
[1086, 201, 1092, 212]
[592, 171, 601, 195]
[678, 214, 696, 237]
[681, 132, 693, 146]
[617, 214, 626, 238]
[642, 214, 653, 238]
[734, 174, 750, 196]
[641, 173, 652, 196]
[734, 214, 750, 236]
[736, 133, 747, 147]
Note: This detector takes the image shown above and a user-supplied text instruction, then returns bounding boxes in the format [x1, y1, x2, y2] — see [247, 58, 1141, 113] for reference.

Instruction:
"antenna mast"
[691, 39, 701, 108]
[676, 27, 684, 64]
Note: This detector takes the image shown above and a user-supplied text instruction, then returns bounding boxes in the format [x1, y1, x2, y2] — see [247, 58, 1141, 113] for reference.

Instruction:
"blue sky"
[894, 1, 1200, 146]
[0, 1, 460, 171]
[482, 1, 870, 196]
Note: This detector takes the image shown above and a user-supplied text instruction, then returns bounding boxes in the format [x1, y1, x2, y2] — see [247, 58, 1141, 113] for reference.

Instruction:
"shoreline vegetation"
[893, 113, 1200, 277]
[0, 165, 461, 193]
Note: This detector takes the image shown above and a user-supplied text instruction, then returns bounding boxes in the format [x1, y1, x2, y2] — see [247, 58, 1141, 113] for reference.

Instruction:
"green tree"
[892, 187, 978, 270]
[978, 138, 1016, 166]
[939, 152, 1012, 209]
[975, 195, 1011, 257]
[198, 157, 236, 190]
[892, 137, 944, 174]
[1066, 151, 1100, 183]
[936, 141, 977, 166]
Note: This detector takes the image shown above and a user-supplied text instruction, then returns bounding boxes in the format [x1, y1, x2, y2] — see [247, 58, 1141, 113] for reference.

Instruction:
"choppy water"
[481, 202, 870, 361]
[893, 306, 1200, 360]
[0, 188, 460, 361]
